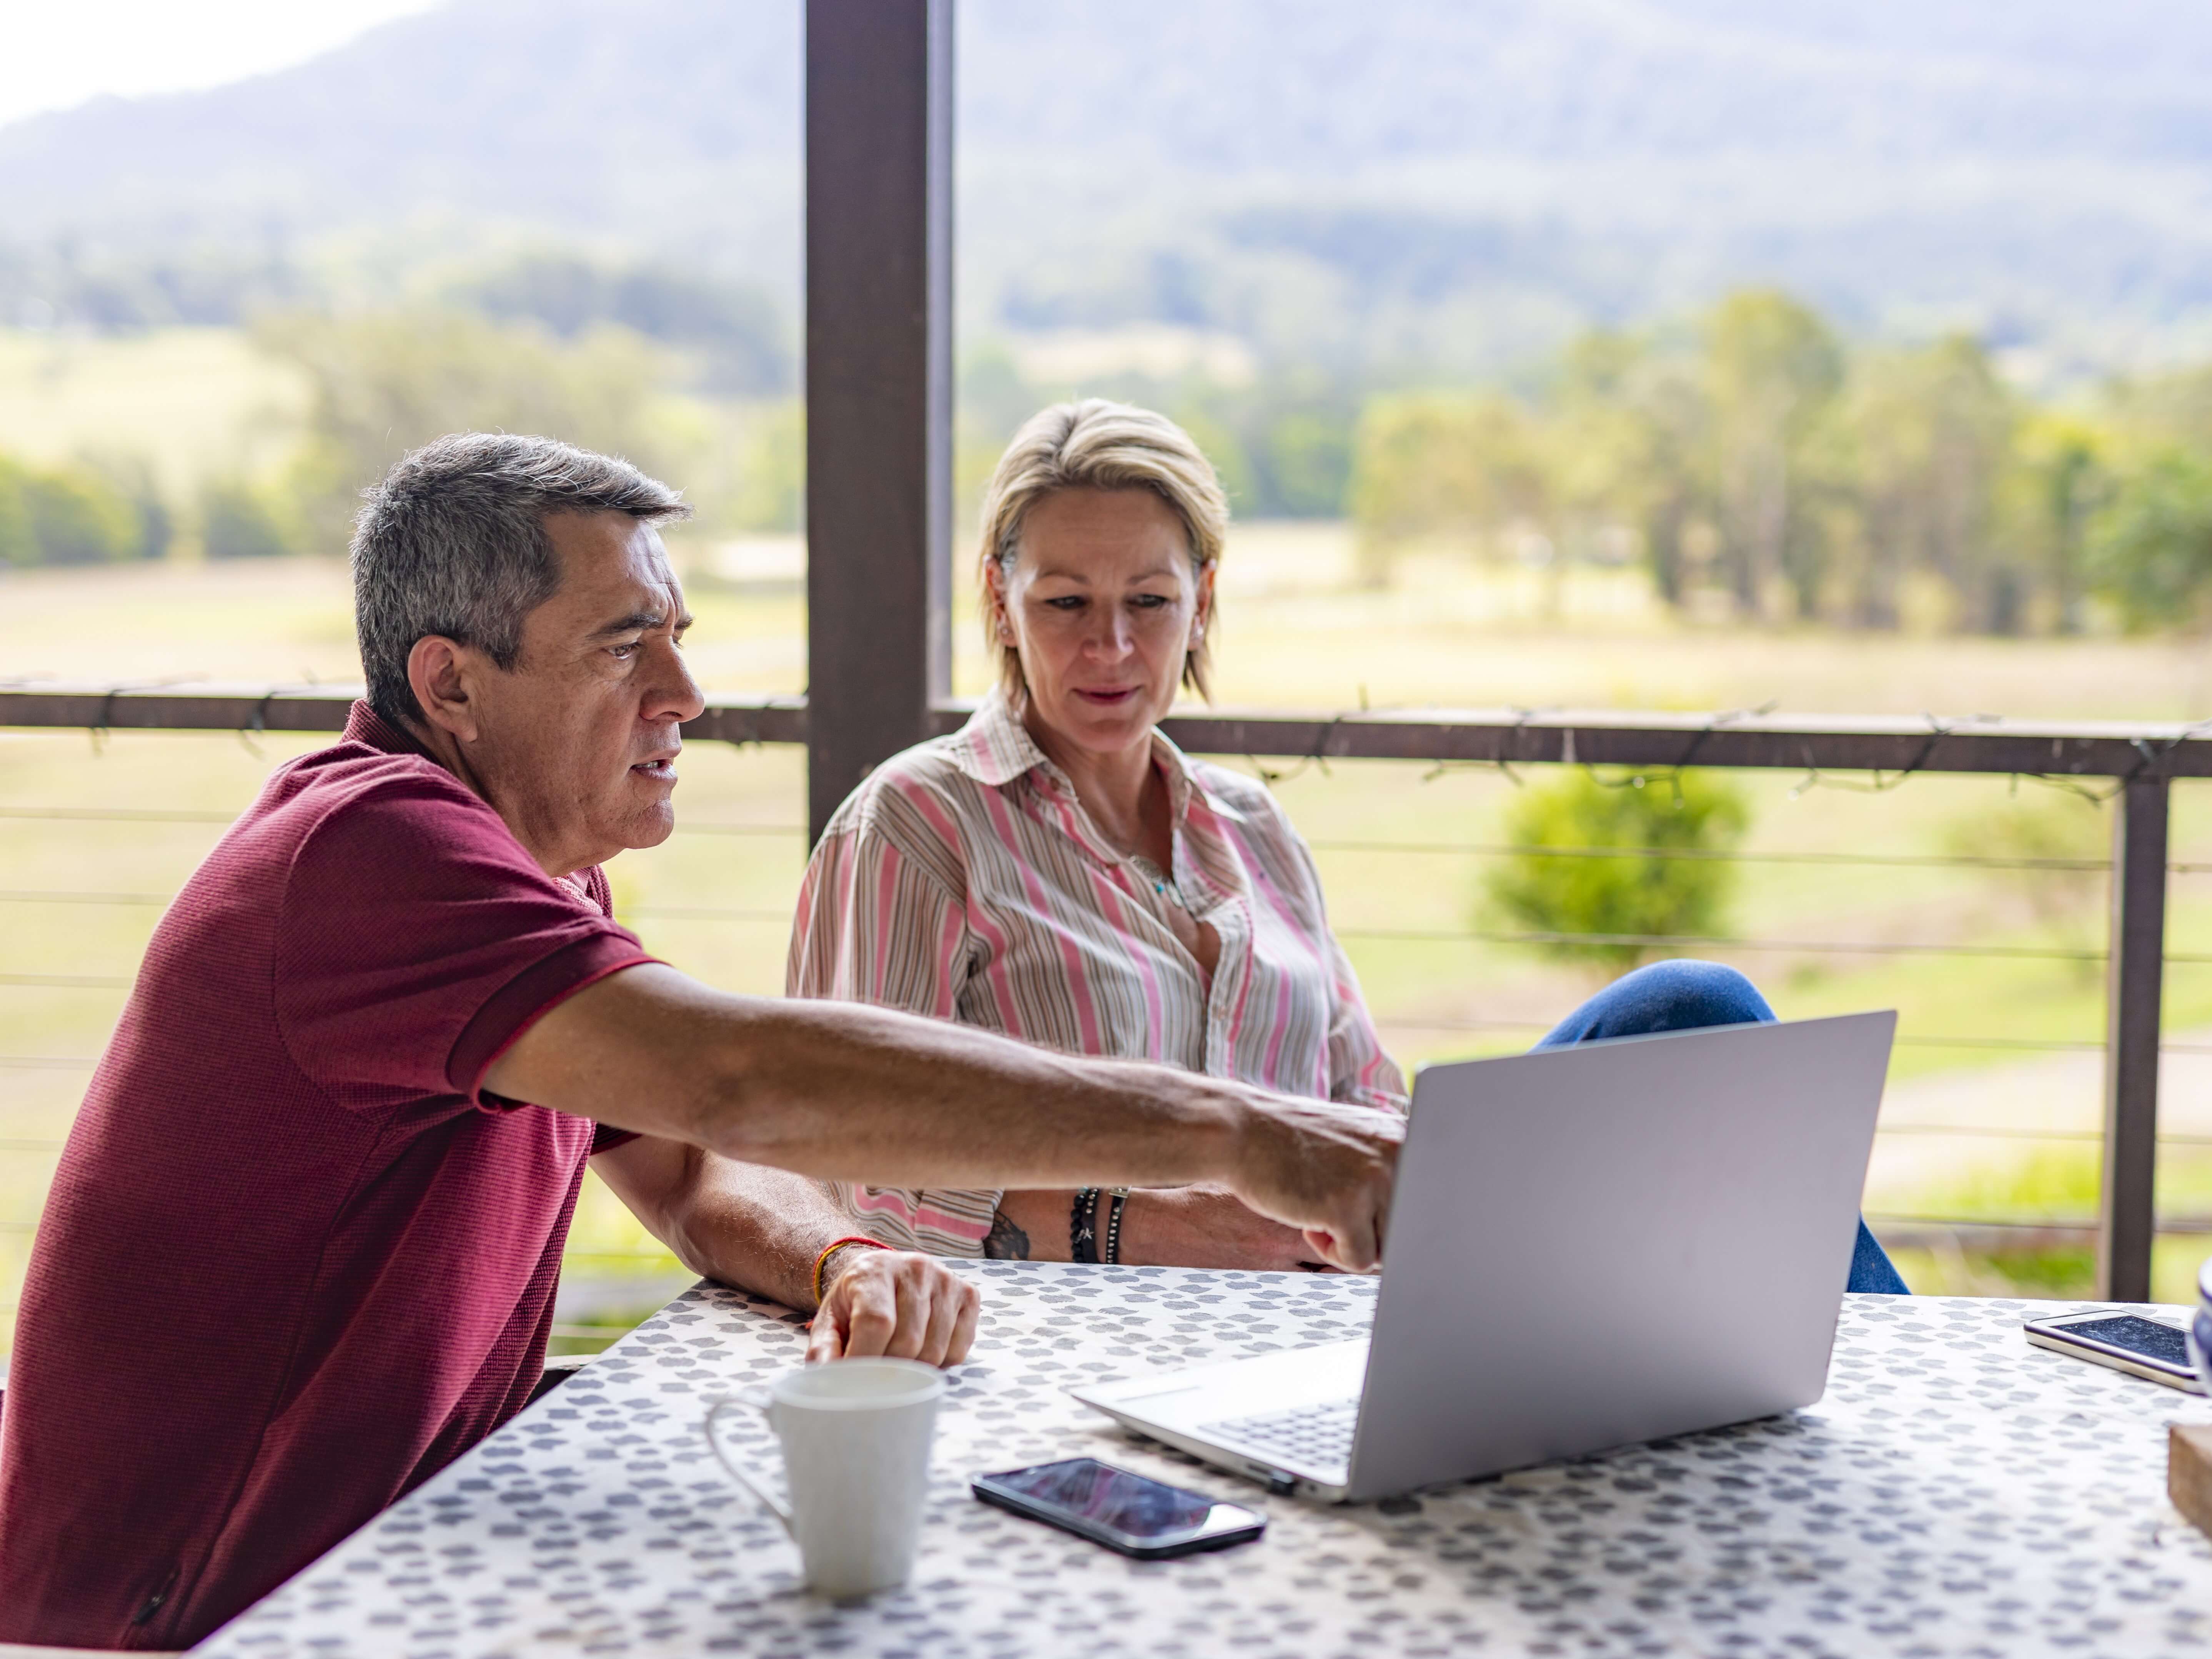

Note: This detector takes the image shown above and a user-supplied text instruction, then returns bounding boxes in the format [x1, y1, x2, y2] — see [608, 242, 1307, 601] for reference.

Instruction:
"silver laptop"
[1072, 1011, 1895, 1502]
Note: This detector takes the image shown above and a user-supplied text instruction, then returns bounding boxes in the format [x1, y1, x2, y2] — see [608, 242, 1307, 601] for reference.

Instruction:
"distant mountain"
[0, 0, 802, 285]
[4, 0, 2210, 378]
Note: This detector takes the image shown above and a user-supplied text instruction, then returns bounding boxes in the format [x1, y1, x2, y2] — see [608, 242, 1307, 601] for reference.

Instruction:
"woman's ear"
[984, 557, 1016, 644]
[1192, 559, 1218, 641]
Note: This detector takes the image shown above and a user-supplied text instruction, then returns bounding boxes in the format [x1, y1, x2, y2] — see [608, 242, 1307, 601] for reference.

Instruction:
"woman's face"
[991, 486, 1213, 761]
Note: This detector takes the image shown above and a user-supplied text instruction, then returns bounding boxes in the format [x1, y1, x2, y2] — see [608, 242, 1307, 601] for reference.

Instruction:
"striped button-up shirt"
[786, 690, 1406, 1255]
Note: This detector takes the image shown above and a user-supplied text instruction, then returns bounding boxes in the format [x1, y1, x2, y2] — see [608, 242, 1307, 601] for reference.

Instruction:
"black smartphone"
[972, 1457, 1267, 1559]
[2022, 1308, 2204, 1392]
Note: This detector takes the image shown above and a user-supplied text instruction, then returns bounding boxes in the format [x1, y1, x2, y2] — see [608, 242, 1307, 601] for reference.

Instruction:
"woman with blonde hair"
[787, 398, 1907, 1290]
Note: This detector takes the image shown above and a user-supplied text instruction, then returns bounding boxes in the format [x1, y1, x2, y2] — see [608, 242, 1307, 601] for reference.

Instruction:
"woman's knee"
[1613, 959, 1774, 1031]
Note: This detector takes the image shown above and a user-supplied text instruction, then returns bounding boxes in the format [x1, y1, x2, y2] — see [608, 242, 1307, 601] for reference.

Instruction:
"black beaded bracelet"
[1101, 1189, 1129, 1265]
[1070, 1187, 1102, 1263]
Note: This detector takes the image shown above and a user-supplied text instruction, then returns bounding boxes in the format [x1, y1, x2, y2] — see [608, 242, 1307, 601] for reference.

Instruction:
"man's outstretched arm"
[589, 1136, 979, 1365]
[486, 963, 1401, 1269]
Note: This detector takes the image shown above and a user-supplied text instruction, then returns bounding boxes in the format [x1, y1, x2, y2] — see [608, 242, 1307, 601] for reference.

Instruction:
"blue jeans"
[1533, 959, 1909, 1295]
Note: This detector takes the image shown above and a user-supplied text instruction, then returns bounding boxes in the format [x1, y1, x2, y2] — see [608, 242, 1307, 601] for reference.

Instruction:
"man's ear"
[406, 636, 483, 743]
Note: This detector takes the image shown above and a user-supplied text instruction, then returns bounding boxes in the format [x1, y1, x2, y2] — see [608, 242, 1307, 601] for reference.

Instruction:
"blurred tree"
[1703, 291, 1843, 620]
[1346, 391, 1548, 586]
[2110, 364, 2212, 446]
[200, 479, 297, 560]
[1819, 336, 2015, 629]
[79, 451, 173, 563]
[1548, 329, 1714, 606]
[2082, 363, 2212, 629]
[957, 344, 1042, 450]
[2003, 410, 2111, 635]
[1167, 403, 1255, 513]
[2087, 446, 2212, 630]
[21, 464, 141, 564]
[1483, 769, 1753, 972]
[733, 402, 806, 533]
[0, 458, 34, 567]
[1918, 337, 2019, 632]
[455, 254, 791, 394]
[1259, 408, 1354, 518]
[261, 309, 675, 553]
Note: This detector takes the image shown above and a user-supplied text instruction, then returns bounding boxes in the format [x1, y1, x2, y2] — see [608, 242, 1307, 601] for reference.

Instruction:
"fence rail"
[3, 681, 2210, 1300]
[9, 684, 2212, 780]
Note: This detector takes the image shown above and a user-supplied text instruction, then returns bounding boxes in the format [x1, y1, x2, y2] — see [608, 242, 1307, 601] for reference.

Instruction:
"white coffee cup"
[706, 1359, 947, 1598]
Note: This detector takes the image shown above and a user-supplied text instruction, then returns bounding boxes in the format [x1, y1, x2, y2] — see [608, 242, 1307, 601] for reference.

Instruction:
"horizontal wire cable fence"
[5, 684, 2212, 1300]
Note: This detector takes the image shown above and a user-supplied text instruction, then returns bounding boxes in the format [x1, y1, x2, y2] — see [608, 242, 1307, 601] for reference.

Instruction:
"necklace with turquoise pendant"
[1127, 853, 1189, 911]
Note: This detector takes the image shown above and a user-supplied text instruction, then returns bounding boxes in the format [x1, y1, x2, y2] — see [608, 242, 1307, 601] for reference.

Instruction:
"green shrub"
[1941, 791, 2106, 973]
[82, 452, 173, 562]
[0, 458, 33, 567]
[21, 464, 140, 564]
[2088, 445, 2212, 629]
[200, 479, 296, 560]
[1483, 768, 1752, 970]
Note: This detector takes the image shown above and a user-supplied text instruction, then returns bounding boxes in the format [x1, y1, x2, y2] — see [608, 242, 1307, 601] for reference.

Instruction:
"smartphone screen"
[983, 1458, 1223, 1540]
[2054, 1314, 2191, 1367]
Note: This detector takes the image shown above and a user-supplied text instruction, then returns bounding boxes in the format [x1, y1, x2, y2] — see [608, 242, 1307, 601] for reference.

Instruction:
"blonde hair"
[976, 398, 1229, 704]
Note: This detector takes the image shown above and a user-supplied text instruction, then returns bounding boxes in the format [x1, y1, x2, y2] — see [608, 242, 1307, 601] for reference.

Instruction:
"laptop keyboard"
[1202, 1398, 1358, 1471]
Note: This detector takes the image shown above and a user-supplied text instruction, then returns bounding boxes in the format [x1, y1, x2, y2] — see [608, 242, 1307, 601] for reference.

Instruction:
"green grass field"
[7, 526, 2212, 1358]
[0, 328, 308, 501]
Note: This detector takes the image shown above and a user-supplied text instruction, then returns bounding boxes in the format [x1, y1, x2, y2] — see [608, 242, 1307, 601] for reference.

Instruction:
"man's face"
[461, 511, 703, 875]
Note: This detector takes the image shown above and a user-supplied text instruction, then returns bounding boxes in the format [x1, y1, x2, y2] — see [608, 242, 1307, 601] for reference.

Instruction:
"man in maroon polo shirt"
[0, 434, 1400, 1649]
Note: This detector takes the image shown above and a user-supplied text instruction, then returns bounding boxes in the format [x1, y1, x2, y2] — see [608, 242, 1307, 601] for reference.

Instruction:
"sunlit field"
[0, 327, 307, 500]
[6, 526, 2212, 1357]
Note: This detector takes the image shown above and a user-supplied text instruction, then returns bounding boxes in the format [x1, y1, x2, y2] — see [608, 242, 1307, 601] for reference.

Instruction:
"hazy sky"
[0, 0, 440, 127]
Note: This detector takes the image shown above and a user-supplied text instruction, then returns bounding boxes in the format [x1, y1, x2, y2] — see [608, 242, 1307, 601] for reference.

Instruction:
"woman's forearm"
[985, 1190, 1074, 1261]
[990, 1186, 1325, 1272]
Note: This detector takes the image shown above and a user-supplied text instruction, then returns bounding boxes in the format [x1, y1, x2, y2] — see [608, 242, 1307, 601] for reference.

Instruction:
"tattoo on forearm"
[983, 1208, 1031, 1260]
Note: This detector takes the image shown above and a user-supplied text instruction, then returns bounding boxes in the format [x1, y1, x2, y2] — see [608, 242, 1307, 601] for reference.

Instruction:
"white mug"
[706, 1359, 946, 1598]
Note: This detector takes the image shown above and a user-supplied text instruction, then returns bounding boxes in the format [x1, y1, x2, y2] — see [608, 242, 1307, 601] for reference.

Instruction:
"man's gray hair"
[352, 433, 692, 727]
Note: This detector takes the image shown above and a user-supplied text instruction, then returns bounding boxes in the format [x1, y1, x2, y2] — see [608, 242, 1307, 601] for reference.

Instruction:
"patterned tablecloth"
[195, 1265, 2212, 1659]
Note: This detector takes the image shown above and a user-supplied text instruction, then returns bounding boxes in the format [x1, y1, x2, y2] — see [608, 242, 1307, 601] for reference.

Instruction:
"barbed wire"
[15, 679, 2212, 802]
[1586, 701, 1782, 802]
[1332, 925, 2102, 960]
[1247, 709, 1359, 787]
[235, 678, 326, 759]
[1408, 703, 1560, 787]
[1307, 840, 2109, 869]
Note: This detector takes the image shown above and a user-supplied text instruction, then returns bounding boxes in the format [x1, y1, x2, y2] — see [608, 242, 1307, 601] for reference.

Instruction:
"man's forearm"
[593, 1138, 851, 1310]
[498, 964, 1400, 1270]
[511, 966, 1252, 1191]
[668, 1160, 851, 1311]
[709, 997, 1256, 1188]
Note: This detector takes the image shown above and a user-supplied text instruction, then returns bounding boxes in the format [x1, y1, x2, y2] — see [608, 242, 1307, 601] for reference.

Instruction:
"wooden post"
[2099, 775, 2168, 1301]
[803, 0, 954, 842]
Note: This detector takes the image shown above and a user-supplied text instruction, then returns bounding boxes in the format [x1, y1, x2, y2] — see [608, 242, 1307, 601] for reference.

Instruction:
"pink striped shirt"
[786, 691, 1406, 1255]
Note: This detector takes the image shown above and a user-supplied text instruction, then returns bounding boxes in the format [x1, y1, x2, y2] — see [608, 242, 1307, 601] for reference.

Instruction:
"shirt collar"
[342, 699, 609, 911]
[343, 699, 436, 760]
[947, 690, 1245, 826]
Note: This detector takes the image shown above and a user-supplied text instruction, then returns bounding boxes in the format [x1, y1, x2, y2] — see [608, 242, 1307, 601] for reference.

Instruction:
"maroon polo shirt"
[0, 702, 653, 1649]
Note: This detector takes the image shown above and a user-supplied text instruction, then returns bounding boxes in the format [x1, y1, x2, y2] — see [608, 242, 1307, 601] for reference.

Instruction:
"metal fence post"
[804, 0, 955, 843]
[2099, 775, 2168, 1302]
